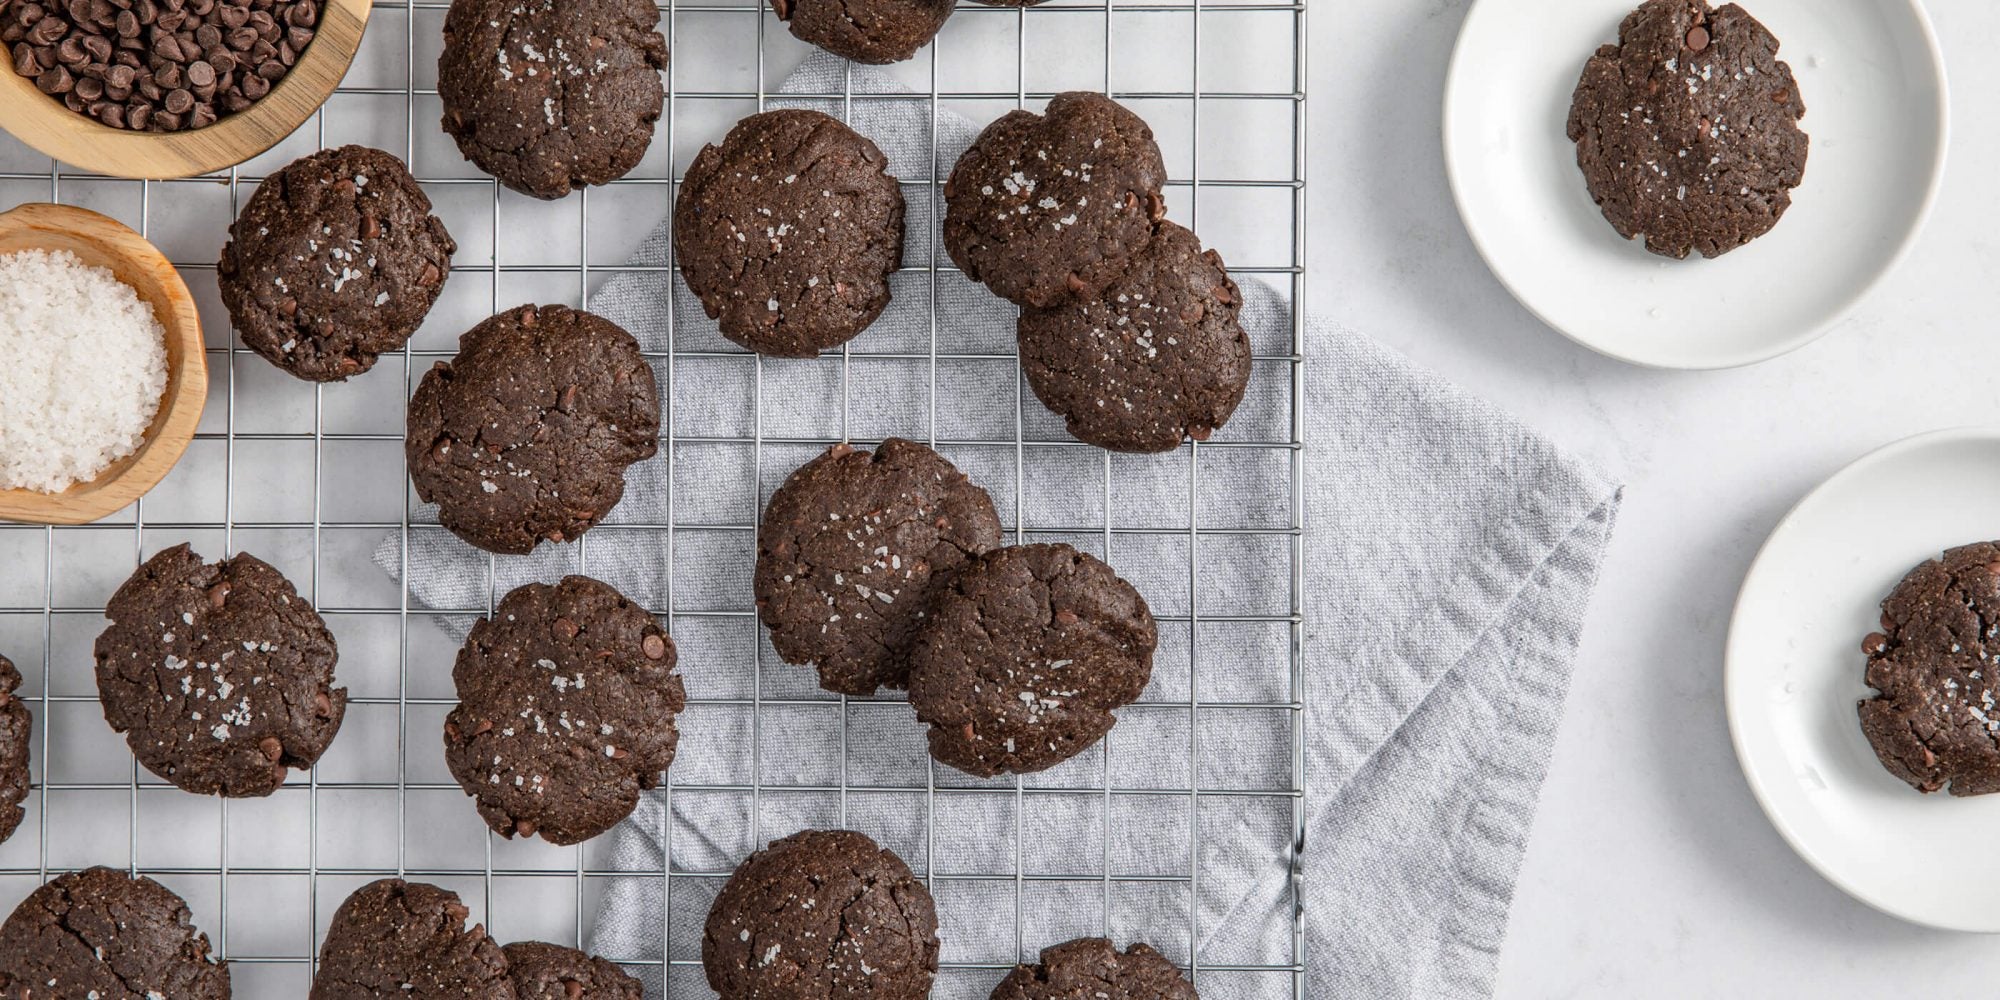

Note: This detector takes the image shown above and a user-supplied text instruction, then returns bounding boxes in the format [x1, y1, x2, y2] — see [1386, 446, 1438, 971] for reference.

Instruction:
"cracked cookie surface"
[991, 938, 1196, 1000]
[675, 109, 905, 357]
[943, 92, 1167, 309]
[769, 0, 953, 64]
[1565, 0, 1808, 259]
[444, 576, 685, 845]
[94, 543, 345, 797]
[311, 879, 513, 1000]
[440, 0, 666, 199]
[407, 304, 660, 554]
[1018, 220, 1250, 453]
[702, 829, 939, 1000]
[755, 438, 1002, 696]
[504, 941, 641, 1000]
[908, 543, 1156, 777]
[0, 655, 28, 846]
[1859, 542, 2000, 796]
[0, 866, 229, 1000]
[218, 145, 456, 381]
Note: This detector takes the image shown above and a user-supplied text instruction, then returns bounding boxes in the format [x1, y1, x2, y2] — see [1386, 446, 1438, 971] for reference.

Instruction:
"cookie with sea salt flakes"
[1018, 220, 1250, 453]
[310, 878, 513, 1000]
[702, 829, 939, 1000]
[1858, 541, 2000, 796]
[674, 109, 906, 357]
[908, 543, 1156, 777]
[406, 304, 660, 555]
[1564, 0, 1808, 259]
[93, 543, 346, 798]
[439, 0, 668, 199]
[218, 145, 456, 381]
[505, 941, 642, 1000]
[0, 866, 230, 1000]
[443, 576, 686, 845]
[0, 654, 29, 845]
[770, 0, 954, 64]
[943, 91, 1168, 309]
[990, 938, 1196, 1000]
[754, 438, 1003, 696]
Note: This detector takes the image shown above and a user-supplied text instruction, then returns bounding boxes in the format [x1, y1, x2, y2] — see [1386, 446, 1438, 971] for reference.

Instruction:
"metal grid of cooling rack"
[0, 1, 1305, 997]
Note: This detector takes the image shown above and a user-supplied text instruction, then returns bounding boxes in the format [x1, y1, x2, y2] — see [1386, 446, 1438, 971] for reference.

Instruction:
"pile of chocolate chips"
[2, 0, 319, 132]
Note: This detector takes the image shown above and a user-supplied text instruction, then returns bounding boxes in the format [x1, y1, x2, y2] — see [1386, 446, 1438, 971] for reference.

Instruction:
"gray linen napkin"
[376, 52, 1620, 1000]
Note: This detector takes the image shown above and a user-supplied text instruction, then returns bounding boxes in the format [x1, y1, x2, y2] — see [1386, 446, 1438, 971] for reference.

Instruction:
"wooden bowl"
[0, 0, 370, 179]
[0, 203, 207, 525]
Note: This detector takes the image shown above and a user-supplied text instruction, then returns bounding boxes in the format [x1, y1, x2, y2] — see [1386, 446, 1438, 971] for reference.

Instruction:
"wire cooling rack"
[0, 1, 1305, 997]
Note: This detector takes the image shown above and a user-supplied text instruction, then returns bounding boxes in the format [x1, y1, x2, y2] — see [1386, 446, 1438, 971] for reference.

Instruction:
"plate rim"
[1440, 0, 1952, 371]
[1723, 425, 2000, 932]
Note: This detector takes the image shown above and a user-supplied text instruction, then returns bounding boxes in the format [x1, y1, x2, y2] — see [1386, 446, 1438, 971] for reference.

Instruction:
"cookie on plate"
[755, 438, 1003, 696]
[94, 543, 346, 797]
[909, 543, 1155, 777]
[674, 109, 906, 357]
[440, 0, 667, 199]
[1018, 220, 1250, 453]
[1565, 0, 1808, 259]
[770, 0, 953, 64]
[992, 939, 1195, 1000]
[407, 304, 660, 554]
[1857, 542, 2000, 796]
[0, 866, 230, 1000]
[311, 879, 512, 1000]
[444, 576, 685, 844]
[703, 829, 939, 1000]
[217, 145, 456, 381]
[0, 655, 28, 846]
[505, 941, 641, 1000]
[943, 91, 1168, 308]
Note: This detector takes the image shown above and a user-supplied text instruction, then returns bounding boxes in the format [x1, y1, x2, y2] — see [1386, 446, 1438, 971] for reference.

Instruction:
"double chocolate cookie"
[218, 145, 456, 381]
[0, 655, 28, 845]
[755, 439, 1003, 696]
[0, 866, 230, 1000]
[1018, 220, 1250, 453]
[1858, 542, 2000, 796]
[407, 304, 660, 554]
[311, 879, 511, 1000]
[909, 543, 1155, 777]
[440, 0, 667, 199]
[675, 109, 906, 357]
[1565, 0, 1808, 259]
[770, 0, 953, 64]
[991, 939, 1195, 1000]
[94, 543, 346, 797]
[944, 92, 1168, 308]
[505, 941, 641, 1000]
[444, 576, 685, 845]
[703, 829, 939, 1000]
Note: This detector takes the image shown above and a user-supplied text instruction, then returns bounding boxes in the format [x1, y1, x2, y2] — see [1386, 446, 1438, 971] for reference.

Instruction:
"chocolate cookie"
[0, 866, 230, 1000]
[1565, 0, 1808, 259]
[444, 576, 685, 845]
[1856, 542, 2000, 796]
[218, 145, 456, 381]
[0, 655, 28, 846]
[675, 109, 906, 357]
[908, 543, 1155, 777]
[943, 92, 1168, 309]
[770, 0, 953, 64]
[311, 879, 513, 1000]
[407, 304, 660, 554]
[504, 941, 641, 1000]
[755, 439, 1003, 696]
[1018, 221, 1249, 453]
[94, 543, 345, 797]
[991, 939, 1195, 1000]
[439, 0, 667, 199]
[703, 829, 939, 1000]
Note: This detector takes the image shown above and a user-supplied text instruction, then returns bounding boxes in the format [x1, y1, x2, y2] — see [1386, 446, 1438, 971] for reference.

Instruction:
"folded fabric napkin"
[376, 51, 1620, 1000]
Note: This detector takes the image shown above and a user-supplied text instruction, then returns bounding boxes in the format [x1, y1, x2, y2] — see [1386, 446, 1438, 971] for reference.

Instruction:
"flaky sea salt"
[0, 249, 168, 492]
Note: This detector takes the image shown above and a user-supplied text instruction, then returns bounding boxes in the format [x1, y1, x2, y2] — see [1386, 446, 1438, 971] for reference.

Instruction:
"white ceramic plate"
[1727, 427, 2000, 931]
[1442, 0, 1948, 369]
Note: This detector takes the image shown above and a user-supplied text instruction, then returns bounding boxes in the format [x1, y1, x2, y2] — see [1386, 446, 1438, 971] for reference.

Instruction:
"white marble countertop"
[1310, 1, 2000, 995]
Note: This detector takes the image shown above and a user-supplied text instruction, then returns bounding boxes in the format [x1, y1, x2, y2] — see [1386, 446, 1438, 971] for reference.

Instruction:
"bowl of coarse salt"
[0, 202, 206, 524]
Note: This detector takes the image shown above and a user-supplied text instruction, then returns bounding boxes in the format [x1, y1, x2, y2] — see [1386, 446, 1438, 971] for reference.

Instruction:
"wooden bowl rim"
[0, 202, 209, 525]
[0, 0, 371, 180]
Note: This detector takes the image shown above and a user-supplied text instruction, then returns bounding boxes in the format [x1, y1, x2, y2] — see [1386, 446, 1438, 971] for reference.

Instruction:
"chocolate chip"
[258, 735, 283, 761]
[34, 63, 70, 92]
[642, 633, 667, 660]
[183, 56, 210, 85]
[1685, 24, 1709, 51]
[161, 84, 189, 112]
[359, 214, 380, 239]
